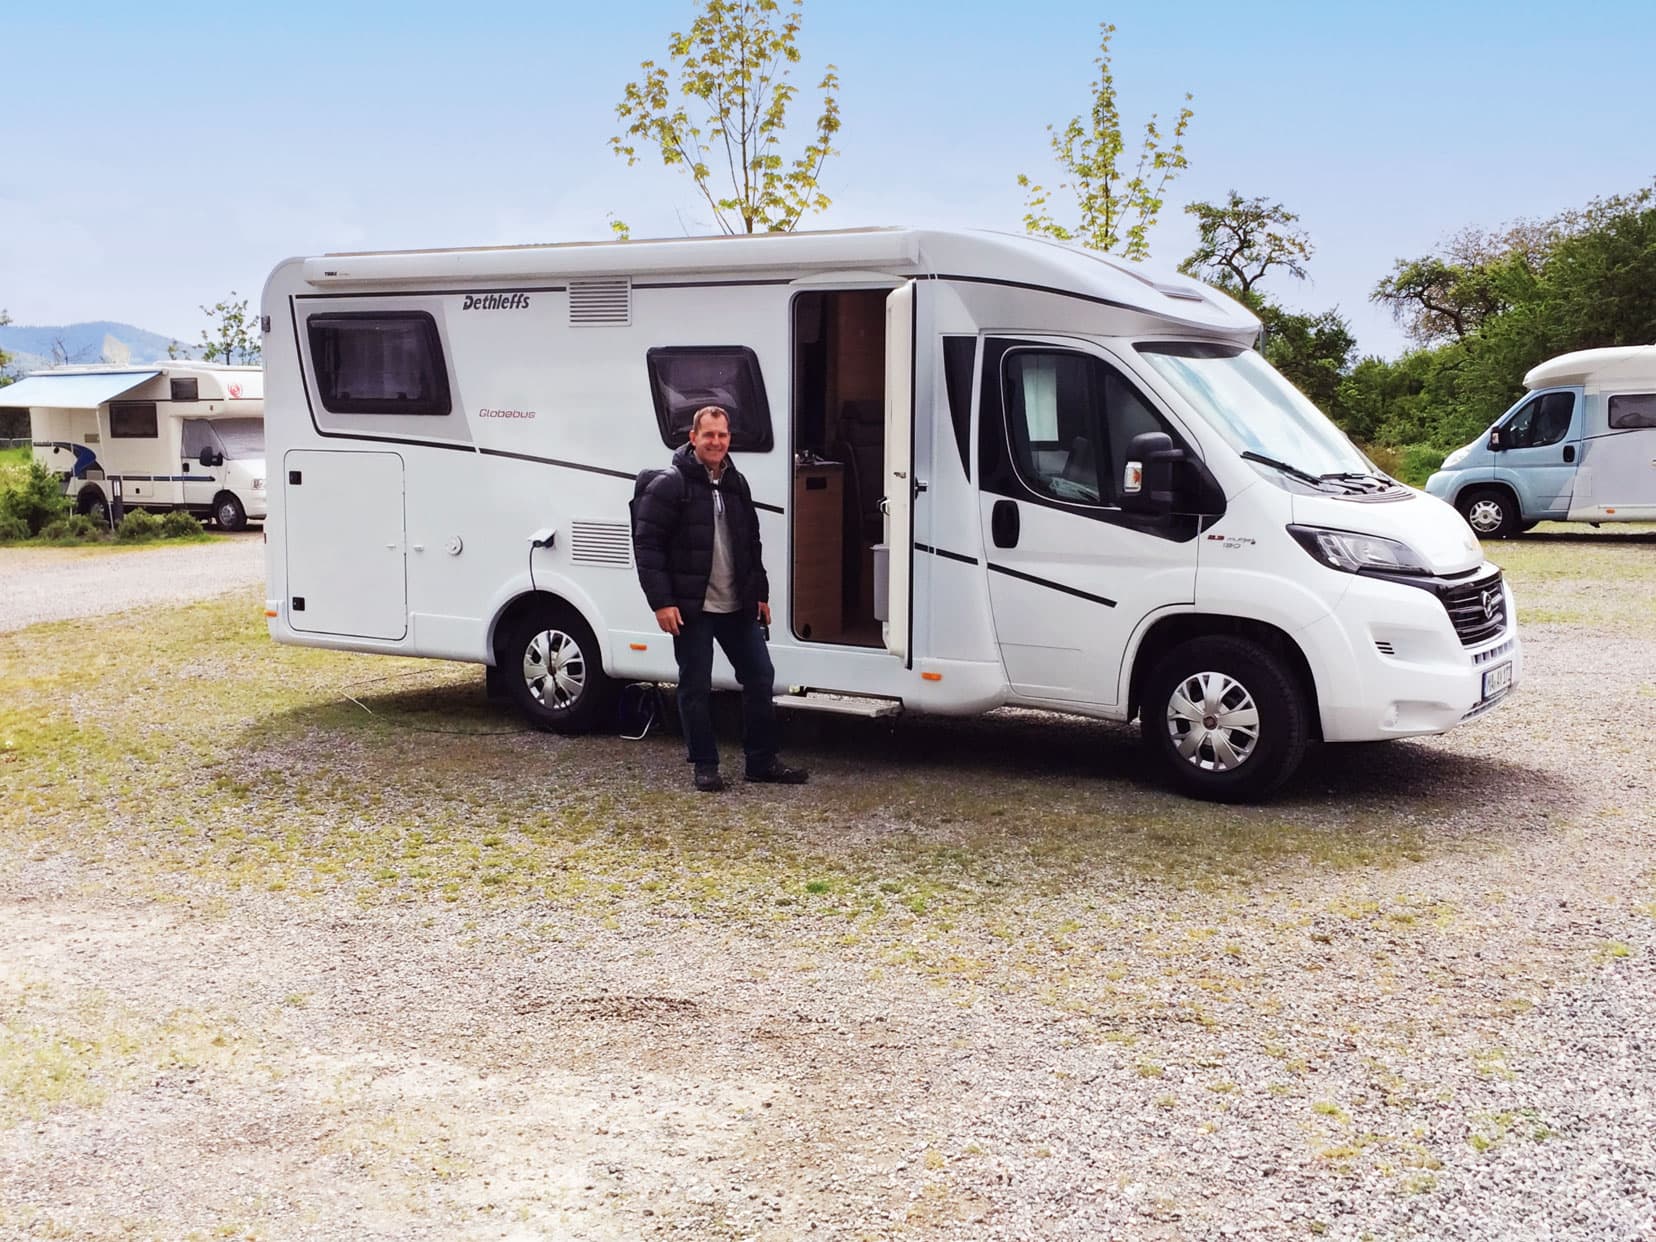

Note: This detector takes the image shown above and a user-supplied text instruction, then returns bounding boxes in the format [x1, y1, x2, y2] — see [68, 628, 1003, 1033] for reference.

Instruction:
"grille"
[568, 278, 631, 326]
[1440, 572, 1505, 646]
[570, 521, 632, 567]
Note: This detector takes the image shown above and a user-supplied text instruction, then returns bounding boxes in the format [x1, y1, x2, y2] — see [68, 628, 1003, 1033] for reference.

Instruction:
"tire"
[1141, 636, 1309, 802]
[1456, 487, 1520, 539]
[213, 492, 247, 532]
[499, 604, 615, 734]
[1518, 520, 1539, 533]
[75, 487, 110, 526]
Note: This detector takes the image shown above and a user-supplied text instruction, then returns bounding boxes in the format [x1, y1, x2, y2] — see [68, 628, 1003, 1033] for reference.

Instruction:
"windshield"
[211, 418, 264, 459]
[1135, 342, 1373, 478]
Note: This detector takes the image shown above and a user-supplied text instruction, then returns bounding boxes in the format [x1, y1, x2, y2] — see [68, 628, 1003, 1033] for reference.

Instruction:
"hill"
[0, 321, 194, 374]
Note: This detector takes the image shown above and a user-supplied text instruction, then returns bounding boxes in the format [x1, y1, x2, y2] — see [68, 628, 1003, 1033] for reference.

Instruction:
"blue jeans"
[673, 610, 778, 775]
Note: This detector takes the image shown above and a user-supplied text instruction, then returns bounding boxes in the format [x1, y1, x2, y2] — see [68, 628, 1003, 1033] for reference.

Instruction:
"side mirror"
[1120, 432, 1182, 514]
[1486, 430, 1502, 451]
[199, 448, 216, 467]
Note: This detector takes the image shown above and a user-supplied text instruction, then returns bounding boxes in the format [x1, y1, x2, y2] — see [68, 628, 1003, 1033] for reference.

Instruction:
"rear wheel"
[1141, 636, 1308, 802]
[1457, 487, 1520, 538]
[75, 487, 110, 526]
[500, 604, 616, 734]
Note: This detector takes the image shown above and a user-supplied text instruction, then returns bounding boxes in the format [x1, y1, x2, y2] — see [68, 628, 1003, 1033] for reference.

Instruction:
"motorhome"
[0, 362, 265, 529]
[260, 228, 1521, 800]
[1425, 345, 1656, 536]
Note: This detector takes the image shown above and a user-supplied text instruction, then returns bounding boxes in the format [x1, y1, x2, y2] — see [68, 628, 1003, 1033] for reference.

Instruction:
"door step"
[773, 689, 902, 718]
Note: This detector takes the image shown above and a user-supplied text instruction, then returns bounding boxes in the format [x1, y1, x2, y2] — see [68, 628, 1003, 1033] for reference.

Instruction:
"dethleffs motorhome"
[1425, 346, 1656, 535]
[260, 228, 1521, 799]
[0, 362, 266, 529]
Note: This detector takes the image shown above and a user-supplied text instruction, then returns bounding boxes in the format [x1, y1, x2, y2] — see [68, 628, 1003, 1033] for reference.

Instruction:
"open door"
[882, 282, 915, 663]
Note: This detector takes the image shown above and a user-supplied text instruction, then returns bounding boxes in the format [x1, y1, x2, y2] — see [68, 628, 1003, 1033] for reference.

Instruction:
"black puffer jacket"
[634, 443, 769, 619]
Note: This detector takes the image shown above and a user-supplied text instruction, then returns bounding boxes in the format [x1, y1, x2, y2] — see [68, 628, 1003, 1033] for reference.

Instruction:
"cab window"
[1502, 391, 1574, 448]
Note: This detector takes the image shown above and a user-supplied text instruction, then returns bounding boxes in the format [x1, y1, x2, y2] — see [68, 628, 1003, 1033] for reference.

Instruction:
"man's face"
[689, 415, 731, 469]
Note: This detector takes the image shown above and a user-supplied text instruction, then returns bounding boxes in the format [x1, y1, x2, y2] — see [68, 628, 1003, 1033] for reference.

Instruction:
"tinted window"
[109, 402, 158, 438]
[170, 377, 199, 402]
[646, 346, 773, 451]
[182, 419, 220, 460]
[942, 336, 975, 478]
[1608, 393, 1656, 430]
[307, 312, 451, 416]
[1502, 391, 1574, 448]
[1001, 351, 1171, 508]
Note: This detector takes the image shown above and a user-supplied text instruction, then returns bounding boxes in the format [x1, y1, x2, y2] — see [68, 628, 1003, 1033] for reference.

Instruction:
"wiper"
[1241, 451, 1323, 487]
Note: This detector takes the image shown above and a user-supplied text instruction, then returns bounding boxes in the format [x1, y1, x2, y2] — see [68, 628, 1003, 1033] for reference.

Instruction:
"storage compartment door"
[882, 281, 915, 664]
[284, 449, 407, 640]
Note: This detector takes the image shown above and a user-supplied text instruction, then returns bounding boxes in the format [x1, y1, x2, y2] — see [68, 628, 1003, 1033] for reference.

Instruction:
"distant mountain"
[0, 321, 195, 374]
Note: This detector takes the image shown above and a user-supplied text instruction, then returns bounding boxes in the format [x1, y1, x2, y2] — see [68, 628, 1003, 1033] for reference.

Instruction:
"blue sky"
[2, 0, 1651, 358]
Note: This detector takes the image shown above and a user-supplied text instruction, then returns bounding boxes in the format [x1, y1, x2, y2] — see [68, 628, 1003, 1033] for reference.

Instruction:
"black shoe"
[693, 766, 726, 793]
[745, 761, 808, 785]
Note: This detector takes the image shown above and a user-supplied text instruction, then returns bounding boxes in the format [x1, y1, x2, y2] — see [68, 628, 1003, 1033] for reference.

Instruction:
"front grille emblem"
[1482, 587, 1500, 621]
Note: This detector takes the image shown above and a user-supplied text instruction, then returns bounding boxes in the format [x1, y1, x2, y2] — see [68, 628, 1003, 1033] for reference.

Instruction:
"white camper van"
[260, 228, 1521, 799]
[0, 362, 265, 529]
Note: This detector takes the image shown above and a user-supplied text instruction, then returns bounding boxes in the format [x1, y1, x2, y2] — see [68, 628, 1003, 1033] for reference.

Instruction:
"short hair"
[690, 405, 730, 435]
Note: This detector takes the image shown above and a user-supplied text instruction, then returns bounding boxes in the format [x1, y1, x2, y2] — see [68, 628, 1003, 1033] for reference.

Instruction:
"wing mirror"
[1120, 432, 1183, 514]
[199, 448, 224, 467]
[1486, 429, 1502, 451]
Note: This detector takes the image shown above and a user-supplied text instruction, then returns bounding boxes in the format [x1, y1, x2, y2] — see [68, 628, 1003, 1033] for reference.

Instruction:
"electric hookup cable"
[340, 669, 529, 736]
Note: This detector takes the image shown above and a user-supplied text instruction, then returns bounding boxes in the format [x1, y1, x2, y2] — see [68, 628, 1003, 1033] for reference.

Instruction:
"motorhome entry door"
[284, 449, 408, 641]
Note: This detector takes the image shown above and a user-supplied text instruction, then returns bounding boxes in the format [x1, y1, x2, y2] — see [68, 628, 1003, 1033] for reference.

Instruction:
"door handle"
[992, 499, 1020, 548]
[1563, 445, 1576, 463]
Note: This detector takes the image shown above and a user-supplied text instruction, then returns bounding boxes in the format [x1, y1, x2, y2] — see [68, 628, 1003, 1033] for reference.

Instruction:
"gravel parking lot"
[1, 533, 1653, 1241]
[0, 533, 265, 632]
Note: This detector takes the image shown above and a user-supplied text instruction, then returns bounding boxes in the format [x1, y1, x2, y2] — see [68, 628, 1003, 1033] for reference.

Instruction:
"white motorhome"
[260, 228, 1521, 799]
[0, 362, 265, 529]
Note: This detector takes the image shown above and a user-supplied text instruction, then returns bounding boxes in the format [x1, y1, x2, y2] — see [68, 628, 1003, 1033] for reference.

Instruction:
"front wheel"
[75, 487, 110, 526]
[1141, 636, 1308, 802]
[1457, 487, 1520, 539]
[213, 492, 247, 532]
[499, 604, 615, 734]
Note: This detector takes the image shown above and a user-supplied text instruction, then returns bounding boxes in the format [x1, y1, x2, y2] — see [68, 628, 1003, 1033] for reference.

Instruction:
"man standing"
[633, 406, 808, 793]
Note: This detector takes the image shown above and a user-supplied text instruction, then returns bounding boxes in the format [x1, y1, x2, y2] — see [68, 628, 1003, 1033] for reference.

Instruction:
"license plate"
[1482, 661, 1513, 700]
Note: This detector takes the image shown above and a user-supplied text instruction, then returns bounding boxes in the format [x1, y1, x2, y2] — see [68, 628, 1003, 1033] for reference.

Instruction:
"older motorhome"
[0, 362, 265, 529]
[260, 228, 1521, 800]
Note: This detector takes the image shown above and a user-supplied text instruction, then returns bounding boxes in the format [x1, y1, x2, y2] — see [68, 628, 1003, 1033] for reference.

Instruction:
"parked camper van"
[0, 362, 265, 530]
[1425, 346, 1656, 536]
[260, 229, 1521, 800]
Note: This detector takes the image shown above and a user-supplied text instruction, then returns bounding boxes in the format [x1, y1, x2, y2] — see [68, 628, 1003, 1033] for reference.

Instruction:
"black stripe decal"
[918, 271, 1137, 314]
[987, 562, 1116, 608]
[296, 285, 569, 299]
[752, 500, 784, 515]
[478, 446, 632, 480]
[914, 542, 978, 566]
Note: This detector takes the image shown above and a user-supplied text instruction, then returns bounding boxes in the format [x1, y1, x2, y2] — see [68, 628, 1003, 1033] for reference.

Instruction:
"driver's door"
[180, 419, 222, 511]
[1495, 388, 1580, 516]
[977, 338, 1199, 707]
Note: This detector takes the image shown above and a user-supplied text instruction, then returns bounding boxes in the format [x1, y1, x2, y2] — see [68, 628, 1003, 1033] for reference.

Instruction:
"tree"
[198, 293, 261, 365]
[0, 308, 12, 387]
[1018, 22, 1193, 261]
[610, 0, 841, 235]
[1180, 192, 1312, 296]
[1371, 219, 1557, 345]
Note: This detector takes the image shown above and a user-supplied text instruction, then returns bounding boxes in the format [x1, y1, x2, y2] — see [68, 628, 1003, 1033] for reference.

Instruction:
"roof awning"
[0, 370, 161, 409]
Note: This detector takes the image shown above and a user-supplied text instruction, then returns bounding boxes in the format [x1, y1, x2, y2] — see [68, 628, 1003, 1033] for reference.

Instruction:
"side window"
[1504, 391, 1573, 448]
[307, 312, 451, 416]
[942, 336, 976, 478]
[109, 402, 158, 438]
[1001, 350, 1173, 508]
[1608, 393, 1656, 430]
[181, 419, 221, 460]
[646, 346, 773, 451]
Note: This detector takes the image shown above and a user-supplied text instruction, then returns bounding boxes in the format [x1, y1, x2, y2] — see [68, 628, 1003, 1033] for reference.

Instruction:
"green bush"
[38, 514, 106, 544]
[0, 512, 29, 543]
[115, 509, 164, 543]
[0, 459, 71, 535]
[159, 510, 206, 539]
[1397, 444, 1447, 488]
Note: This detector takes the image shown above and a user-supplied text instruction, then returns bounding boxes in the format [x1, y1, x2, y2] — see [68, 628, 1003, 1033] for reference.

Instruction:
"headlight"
[1287, 525, 1430, 575]
[252, 478, 265, 490]
[1440, 445, 1472, 469]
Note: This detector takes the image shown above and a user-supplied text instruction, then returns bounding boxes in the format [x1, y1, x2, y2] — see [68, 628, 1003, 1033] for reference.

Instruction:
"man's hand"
[654, 606, 683, 636]
[757, 602, 772, 628]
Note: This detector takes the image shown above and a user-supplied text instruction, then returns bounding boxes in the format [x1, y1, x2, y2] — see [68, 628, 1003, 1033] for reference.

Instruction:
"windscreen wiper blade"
[1241, 450, 1324, 487]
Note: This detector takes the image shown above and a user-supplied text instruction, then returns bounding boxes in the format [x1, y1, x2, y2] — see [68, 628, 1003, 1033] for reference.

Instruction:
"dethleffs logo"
[462, 292, 531, 311]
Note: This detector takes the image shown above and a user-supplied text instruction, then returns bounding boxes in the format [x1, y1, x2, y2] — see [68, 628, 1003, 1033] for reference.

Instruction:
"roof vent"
[569, 278, 631, 327]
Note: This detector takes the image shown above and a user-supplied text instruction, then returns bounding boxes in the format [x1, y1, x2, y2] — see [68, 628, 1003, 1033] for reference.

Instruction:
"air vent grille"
[570, 520, 633, 567]
[569, 278, 631, 326]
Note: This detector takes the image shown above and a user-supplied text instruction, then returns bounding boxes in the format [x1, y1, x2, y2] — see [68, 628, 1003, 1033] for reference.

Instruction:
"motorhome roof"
[1525, 345, 1656, 389]
[296, 227, 1258, 339]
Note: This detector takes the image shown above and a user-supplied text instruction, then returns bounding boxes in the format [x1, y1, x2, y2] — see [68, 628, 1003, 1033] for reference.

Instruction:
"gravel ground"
[0, 534, 265, 632]
[1, 538, 1654, 1240]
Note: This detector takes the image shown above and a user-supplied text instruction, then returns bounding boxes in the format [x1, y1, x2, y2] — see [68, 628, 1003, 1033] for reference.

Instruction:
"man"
[633, 406, 808, 793]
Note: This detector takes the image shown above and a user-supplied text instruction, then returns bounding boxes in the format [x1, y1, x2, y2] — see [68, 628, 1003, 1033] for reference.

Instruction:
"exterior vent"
[1373, 640, 1395, 657]
[569, 278, 631, 326]
[570, 520, 633, 567]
